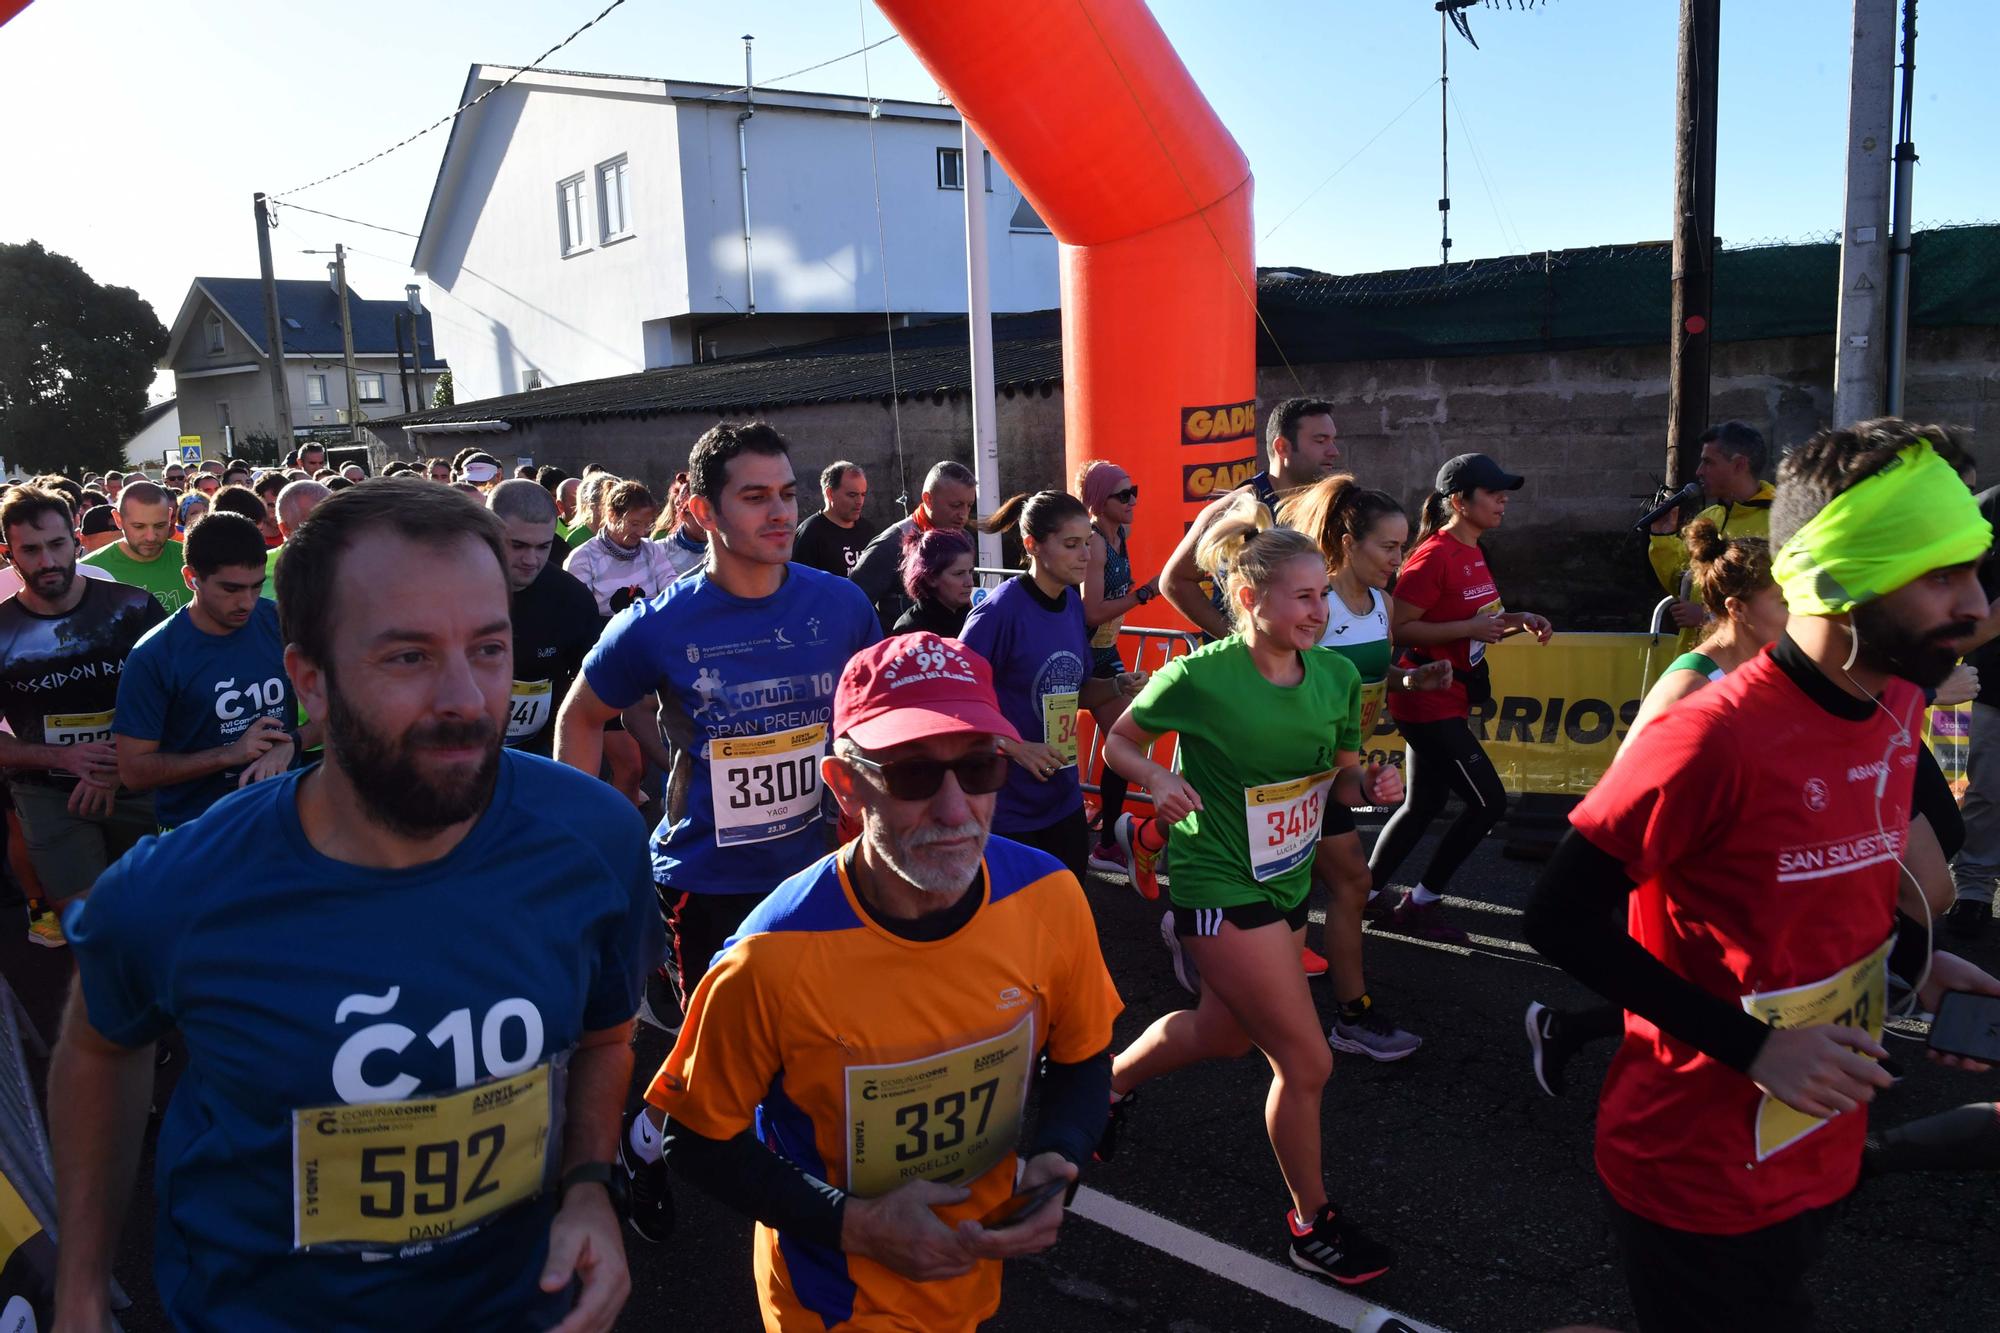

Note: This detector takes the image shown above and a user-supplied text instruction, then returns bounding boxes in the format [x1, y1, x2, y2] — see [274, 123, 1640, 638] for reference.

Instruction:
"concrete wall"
[1264, 324, 2000, 628]
[382, 324, 2000, 626]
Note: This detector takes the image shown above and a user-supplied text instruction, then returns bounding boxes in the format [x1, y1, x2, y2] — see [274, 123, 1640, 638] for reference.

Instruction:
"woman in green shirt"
[1281, 476, 1451, 1063]
[1100, 493, 1402, 1286]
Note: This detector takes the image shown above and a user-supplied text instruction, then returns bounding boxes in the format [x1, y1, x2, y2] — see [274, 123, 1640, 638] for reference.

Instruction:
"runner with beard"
[113, 512, 297, 831]
[0, 486, 164, 926]
[1525, 422, 2000, 1332]
[489, 480, 600, 758]
[556, 422, 879, 1245]
[53, 478, 659, 1332]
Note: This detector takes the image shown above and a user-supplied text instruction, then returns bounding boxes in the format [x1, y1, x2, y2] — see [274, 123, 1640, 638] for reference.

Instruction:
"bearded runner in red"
[1526, 422, 2000, 1333]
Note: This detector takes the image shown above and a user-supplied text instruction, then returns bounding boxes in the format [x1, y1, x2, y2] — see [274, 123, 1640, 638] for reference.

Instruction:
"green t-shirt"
[82, 539, 188, 614]
[564, 523, 592, 551]
[1129, 637, 1362, 911]
[261, 545, 282, 602]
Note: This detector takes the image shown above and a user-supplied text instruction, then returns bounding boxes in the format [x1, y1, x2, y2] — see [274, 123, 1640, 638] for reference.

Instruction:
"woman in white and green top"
[1280, 476, 1451, 1063]
[1100, 493, 1402, 1286]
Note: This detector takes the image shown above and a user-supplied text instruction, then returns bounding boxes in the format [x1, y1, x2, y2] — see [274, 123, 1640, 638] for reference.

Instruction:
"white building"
[122, 398, 182, 472]
[411, 65, 1060, 405]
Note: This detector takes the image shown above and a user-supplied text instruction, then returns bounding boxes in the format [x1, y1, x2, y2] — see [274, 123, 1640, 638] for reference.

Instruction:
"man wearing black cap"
[77, 506, 121, 555]
[1370, 452, 1550, 943]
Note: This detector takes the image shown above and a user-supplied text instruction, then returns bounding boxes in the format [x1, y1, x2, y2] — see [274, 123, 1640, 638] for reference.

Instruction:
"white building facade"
[412, 67, 1059, 404]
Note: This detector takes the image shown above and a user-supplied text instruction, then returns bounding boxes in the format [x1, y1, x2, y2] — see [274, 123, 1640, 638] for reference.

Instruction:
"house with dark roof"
[162, 277, 449, 457]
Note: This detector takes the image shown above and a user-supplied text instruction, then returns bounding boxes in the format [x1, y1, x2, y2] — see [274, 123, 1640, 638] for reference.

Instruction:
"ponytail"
[1277, 473, 1406, 573]
[1682, 518, 1773, 618]
[1195, 494, 1323, 634]
[1414, 489, 1454, 545]
[977, 489, 1088, 542]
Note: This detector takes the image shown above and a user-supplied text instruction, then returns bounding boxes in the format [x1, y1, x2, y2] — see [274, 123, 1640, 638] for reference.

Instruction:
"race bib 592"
[291, 1062, 560, 1250]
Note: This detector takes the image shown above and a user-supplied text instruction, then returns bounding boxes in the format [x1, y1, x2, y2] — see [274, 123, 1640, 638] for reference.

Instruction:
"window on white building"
[597, 156, 631, 241]
[1009, 196, 1051, 234]
[524, 368, 545, 391]
[937, 147, 964, 191]
[356, 373, 385, 404]
[558, 174, 588, 255]
[984, 151, 995, 193]
[305, 374, 328, 406]
[204, 313, 225, 354]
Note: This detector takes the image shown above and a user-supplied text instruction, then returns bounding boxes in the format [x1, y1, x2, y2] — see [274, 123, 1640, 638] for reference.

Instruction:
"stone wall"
[1266, 324, 2000, 628]
[383, 324, 1999, 628]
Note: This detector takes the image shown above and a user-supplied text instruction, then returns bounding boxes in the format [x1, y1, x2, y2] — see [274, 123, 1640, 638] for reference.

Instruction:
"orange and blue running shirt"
[648, 836, 1123, 1332]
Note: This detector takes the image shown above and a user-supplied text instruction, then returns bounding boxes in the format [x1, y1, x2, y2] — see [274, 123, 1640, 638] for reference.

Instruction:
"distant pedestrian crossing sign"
[176, 436, 202, 463]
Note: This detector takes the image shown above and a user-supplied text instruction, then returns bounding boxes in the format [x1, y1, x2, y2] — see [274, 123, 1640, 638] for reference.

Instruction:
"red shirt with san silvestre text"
[1570, 647, 1919, 1235]
[1387, 530, 1500, 724]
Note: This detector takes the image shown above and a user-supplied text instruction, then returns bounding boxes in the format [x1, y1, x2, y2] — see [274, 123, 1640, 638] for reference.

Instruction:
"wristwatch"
[1134, 584, 1155, 605]
[560, 1161, 628, 1212]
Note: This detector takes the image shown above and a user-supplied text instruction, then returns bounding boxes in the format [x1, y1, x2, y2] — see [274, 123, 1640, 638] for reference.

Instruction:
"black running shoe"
[1946, 898, 1991, 942]
[1525, 1000, 1578, 1098]
[1094, 1092, 1135, 1163]
[1287, 1202, 1394, 1285]
[617, 1110, 675, 1243]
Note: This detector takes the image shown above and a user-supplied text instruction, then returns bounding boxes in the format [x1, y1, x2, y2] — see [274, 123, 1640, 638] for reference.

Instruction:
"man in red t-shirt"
[1525, 420, 2000, 1332]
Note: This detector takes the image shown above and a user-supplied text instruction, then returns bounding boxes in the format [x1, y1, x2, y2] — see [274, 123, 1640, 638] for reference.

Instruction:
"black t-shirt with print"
[0, 578, 166, 787]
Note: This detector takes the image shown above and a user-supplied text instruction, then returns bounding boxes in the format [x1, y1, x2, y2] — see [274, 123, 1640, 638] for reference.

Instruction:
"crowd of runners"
[4, 402, 1998, 1332]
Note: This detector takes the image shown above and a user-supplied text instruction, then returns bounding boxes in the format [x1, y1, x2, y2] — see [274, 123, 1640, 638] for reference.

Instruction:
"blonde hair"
[1195, 491, 1325, 634]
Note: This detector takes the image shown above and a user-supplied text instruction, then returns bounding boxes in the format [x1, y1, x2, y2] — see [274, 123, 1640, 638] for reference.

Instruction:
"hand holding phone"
[976, 1177, 1067, 1231]
[1928, 989, 2000, 1063]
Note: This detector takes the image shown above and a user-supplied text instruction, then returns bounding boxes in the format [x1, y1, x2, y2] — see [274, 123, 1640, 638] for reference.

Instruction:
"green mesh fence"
[1256, 223, 2000, 363]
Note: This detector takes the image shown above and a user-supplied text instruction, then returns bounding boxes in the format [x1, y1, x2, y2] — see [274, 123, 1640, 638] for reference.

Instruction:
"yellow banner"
[1352, 634, 1973, 796]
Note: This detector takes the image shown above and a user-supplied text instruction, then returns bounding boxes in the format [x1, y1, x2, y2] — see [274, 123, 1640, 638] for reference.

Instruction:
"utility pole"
[961, 118, 1002, 571]
[1884, 0, 1919, 415]
[331, 244, 362, 442]
[1833, 0, 1897, 426]
[1438, 6, 1452, 267]
[252, 193, 295, 446]
[1665, 0, 1719, 491]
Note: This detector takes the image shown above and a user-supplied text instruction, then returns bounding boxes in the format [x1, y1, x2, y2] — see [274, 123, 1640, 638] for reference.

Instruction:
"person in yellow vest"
[1648, 421, 1775, 640]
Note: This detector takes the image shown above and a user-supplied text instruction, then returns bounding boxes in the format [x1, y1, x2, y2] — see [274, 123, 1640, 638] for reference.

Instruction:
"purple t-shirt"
[959, 575, 1091, 833]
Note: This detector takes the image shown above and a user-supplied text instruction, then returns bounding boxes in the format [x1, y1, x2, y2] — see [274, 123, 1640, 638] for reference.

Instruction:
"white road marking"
[1068, 1185, 1454, 1333]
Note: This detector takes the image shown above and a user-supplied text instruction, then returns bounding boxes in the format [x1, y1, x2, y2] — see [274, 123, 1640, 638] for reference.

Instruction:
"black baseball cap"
[80, 504, 119, 536]
[1436, 453, 1524, 495]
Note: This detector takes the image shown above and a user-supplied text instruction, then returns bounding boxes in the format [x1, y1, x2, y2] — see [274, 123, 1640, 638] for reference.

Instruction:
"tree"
[0, 241, 167, 477]
[432, 369, 455, 409]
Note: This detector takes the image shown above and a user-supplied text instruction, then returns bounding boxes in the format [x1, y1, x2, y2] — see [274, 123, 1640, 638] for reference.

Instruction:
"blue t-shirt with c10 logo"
[114, 599, 294, 827]
[583, 564, 880, 895]
[64, 754, 658, 1329]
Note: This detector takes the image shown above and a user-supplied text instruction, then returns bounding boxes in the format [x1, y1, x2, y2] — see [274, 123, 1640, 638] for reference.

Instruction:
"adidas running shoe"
[1287, 1202, 1394, 1286]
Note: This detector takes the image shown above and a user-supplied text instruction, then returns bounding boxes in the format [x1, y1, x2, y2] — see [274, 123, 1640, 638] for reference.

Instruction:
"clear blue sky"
[3, 0, 1995, 393]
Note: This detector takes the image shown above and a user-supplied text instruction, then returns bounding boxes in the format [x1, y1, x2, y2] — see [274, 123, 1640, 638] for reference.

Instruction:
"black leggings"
[1368, 715, 1507, 893]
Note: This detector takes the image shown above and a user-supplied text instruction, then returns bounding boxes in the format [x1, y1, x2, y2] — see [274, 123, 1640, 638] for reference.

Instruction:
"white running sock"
[629, 1109, 665, 1164]
[1408, 883, 1441, 906]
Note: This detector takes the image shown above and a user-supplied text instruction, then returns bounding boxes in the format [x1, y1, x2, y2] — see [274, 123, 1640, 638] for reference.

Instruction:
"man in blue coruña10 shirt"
[112, 511, 302, 831]
[51, 479, 660, 1332]
[556, 420, 879, 1246]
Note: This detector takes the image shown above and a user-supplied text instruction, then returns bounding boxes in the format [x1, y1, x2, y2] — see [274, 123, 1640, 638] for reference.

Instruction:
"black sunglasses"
[1110, 486, 1139, 503]
[847, 750, 1009, 801]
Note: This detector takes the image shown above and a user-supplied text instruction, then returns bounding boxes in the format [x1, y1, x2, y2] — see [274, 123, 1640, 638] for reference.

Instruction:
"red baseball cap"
[835, 633, 1021, 751]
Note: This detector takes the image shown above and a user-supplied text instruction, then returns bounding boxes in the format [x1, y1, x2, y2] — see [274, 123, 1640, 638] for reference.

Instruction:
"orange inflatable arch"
[877, 0, 1258, 607]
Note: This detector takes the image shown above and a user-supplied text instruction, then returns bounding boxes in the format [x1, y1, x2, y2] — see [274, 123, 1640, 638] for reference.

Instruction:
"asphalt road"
[8, 817, 1999, 1332]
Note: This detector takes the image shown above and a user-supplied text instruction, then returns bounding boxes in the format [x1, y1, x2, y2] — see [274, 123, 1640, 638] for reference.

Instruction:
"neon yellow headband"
[1772, 439, 1991, 616]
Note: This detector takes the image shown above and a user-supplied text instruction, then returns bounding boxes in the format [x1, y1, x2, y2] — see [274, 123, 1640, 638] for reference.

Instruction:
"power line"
[271, 201, 420, 240]
[274, 0, 632, 197]
[690, 34, 903, 103]
[1261, 79, 1439, 243]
